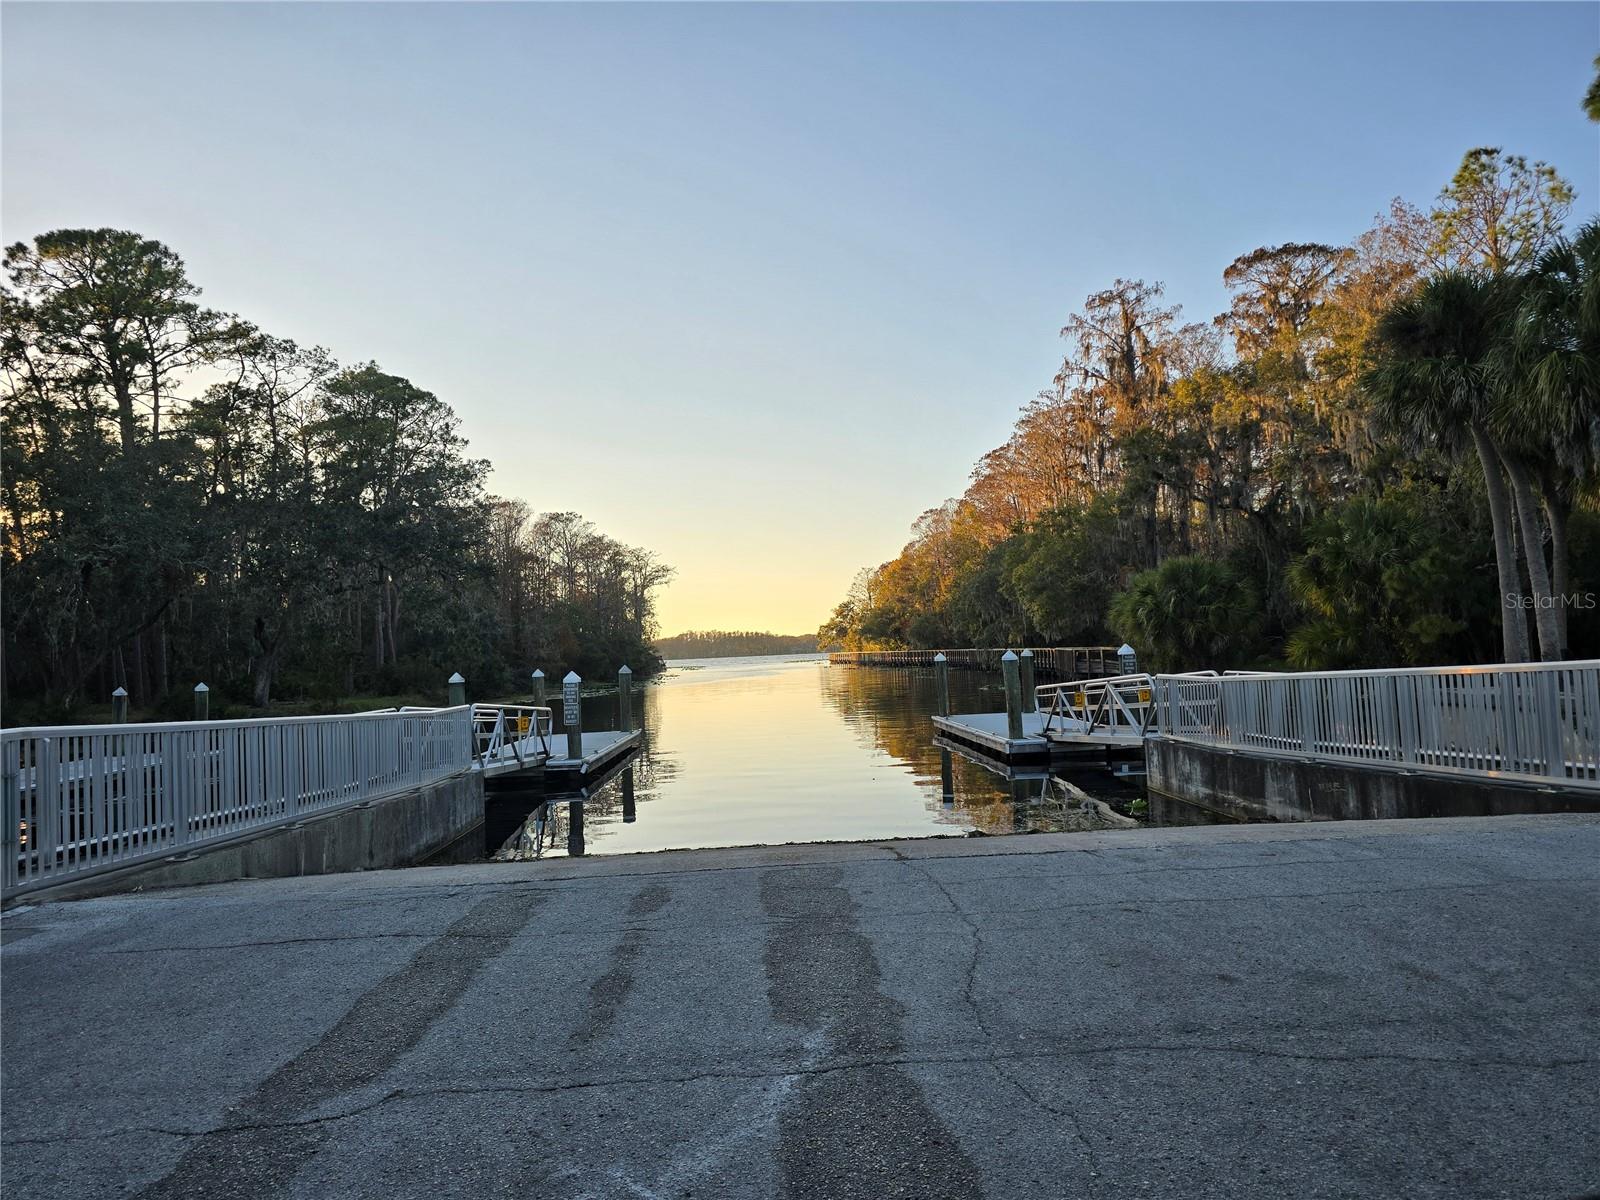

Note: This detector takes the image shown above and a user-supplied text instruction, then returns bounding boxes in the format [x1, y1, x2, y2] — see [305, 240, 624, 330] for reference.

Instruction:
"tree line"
[2, 230, 670, 721]
[820, 142, 1599, 672]
[653, 630, 819, 660]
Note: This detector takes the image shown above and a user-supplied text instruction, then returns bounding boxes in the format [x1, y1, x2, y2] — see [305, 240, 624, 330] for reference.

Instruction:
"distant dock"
[829, 646, 1119, 679]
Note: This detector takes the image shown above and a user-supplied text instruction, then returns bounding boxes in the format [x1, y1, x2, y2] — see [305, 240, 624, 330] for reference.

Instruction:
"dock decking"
[544, 728, 642, 774]
[932, 711, 1052, 758]
[475, 728, 642, 778]
[932, 711, 1145, 762]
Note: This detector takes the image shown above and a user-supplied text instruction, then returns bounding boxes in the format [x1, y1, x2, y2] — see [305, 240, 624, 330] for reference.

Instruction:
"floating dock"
[933, 711, 1053, 759]
[545, 728, 643, 775]
[933, 711, 1144, 765]
[477, 728, 643, 780]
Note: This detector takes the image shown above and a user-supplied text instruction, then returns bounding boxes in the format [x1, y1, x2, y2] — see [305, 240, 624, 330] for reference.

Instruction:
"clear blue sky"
[5, 2, 1596, 633]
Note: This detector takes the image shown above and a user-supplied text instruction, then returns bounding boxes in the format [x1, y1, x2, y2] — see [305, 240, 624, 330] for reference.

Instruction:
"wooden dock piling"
[1001, 652, 1024, 741]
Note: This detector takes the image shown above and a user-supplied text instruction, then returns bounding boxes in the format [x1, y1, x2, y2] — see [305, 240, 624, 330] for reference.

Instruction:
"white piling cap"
[1020, 648, 1034, 657]
[193, 682, 209, 693]
[564, 671, 581, 683]
[448, 672, 465, 684]
[112, 686, 128, 697]
[933, 653, 946, 663]
[532, 668, 545, 679]
[618, 664, 632, 675]
[1001, 650, 1018, 661]
[1117, 643, 1135, 656]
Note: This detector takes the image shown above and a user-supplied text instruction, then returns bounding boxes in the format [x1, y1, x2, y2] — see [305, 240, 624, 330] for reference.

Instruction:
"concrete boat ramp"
[2, 814, 1595, 1199]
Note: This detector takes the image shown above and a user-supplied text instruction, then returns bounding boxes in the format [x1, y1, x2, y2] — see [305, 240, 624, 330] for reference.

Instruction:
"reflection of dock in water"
[937, 740, 1142, 833]
[490, 755, 641, 861]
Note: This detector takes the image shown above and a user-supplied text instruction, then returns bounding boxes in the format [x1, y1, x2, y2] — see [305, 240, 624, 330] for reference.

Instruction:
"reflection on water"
[498, 796, 592, 859]
[488, 654, 1177, 861]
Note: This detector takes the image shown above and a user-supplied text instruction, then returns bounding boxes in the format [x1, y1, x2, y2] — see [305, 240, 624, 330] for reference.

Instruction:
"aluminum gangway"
[469, 703, 554, 775]
[0, 701, 566, 898]
[1034, 671, 1228, 747]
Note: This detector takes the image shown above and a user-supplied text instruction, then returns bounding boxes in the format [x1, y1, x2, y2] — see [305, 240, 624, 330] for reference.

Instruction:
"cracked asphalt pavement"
[3, 814, 1597, 1199]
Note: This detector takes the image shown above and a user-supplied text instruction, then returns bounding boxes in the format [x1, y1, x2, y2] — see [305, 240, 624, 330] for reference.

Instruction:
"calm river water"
[484, 653, 1153, 860]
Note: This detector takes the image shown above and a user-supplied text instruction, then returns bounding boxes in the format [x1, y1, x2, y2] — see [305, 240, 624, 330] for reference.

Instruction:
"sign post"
[563, 671, 583, 759]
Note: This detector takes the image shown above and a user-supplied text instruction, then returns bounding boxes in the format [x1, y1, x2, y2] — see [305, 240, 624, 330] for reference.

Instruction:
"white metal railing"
[471, 704, 552, 770]
[1037, 671, 1225, 739]
[1, 706, 474, 897]
[1153, 660, 1600, 789]
[1037, 673, 1159, 738]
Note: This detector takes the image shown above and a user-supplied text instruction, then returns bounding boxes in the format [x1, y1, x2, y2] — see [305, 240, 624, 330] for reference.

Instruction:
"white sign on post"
[562, 674, 581, 727]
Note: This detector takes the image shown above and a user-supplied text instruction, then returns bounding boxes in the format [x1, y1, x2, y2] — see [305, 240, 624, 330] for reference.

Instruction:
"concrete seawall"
[18, 771, 487, 903]
[1147, 735, 1600, 823]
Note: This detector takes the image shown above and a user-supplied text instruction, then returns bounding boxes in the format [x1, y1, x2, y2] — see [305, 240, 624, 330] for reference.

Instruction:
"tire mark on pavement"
[760, 865, 984, 1199]
[135, 887, 548, 1200]
[569, 882, 673, 1048]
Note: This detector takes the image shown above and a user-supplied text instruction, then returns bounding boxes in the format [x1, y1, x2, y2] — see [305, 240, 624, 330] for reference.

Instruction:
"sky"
[4, 2, 1597, 636]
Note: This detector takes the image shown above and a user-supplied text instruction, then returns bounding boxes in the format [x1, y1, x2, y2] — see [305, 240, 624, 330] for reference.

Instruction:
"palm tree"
[1499, 217, 1600, 658]
[1286, 498, 1418, 668]
[1107, 555, 1262, 672]
[1364, 271, 1543, 661]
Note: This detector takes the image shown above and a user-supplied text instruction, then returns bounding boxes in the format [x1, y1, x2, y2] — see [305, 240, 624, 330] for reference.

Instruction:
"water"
[484, 653, 1157, 861]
